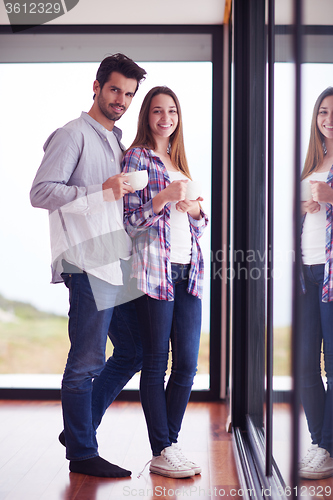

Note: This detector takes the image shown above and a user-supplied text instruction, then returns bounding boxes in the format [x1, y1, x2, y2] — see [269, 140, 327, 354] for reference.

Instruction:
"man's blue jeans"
[134, 263, 202, 456]
[300, 264, 333, 455]
[61, 266, 142, 461]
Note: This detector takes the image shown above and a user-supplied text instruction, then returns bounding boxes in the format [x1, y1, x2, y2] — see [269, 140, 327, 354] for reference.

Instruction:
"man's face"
[94, 71, 137, 123]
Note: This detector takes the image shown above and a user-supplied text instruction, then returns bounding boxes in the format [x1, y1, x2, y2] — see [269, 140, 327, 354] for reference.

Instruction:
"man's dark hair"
[95, 53, 146, 95]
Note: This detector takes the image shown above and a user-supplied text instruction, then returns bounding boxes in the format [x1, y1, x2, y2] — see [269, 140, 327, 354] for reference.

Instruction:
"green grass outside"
[0, 294, 210, 375]
[273, 325, 292, 376]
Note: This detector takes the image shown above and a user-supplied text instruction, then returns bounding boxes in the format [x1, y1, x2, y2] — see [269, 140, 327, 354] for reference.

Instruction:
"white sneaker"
[171, 443, 202, 474]
[149, 446, 195, 478]
[299, 447, 333, 479]
[299, 444, 318, 470]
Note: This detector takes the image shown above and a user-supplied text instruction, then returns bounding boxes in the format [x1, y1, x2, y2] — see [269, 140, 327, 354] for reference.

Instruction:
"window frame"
[0, 23, 225, 402]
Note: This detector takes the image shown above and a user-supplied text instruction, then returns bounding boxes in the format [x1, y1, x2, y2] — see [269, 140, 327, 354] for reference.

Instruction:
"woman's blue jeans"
[135, 264, 202, 456]
[61, 264, 142, 461]
[300, 264, 333, 455]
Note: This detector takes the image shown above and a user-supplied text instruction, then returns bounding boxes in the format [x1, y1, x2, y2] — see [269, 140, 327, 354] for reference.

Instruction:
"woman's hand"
[176, 197, 204, 220]
[301, 199, 320, 215]
[310, 181, 333, 204]
[152, 180, 188, 214]
[163, 180, 188, 202]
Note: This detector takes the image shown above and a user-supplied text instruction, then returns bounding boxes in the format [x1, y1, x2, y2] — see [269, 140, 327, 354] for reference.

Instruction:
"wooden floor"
[0, 401, 240, 500]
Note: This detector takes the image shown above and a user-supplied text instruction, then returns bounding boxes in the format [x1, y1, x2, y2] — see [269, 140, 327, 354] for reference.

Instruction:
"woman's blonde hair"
[302, 86, 333, 180]
[128, 86, 192, 179]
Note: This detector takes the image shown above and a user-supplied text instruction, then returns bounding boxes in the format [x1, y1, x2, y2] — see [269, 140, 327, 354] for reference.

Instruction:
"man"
[30, 54, 146, 478]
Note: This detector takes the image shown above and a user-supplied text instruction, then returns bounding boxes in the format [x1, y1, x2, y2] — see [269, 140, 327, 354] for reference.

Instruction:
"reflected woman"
[122, 86, 208, 478]
[299, 87, 333, 479]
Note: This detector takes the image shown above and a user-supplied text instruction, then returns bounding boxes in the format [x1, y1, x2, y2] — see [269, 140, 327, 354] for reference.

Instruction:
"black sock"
[58, 431, 65, 447]
[69, 456, 131, 478]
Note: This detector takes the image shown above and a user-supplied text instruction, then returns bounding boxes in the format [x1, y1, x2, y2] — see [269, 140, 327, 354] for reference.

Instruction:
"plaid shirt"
[323, 165, 333, 301]
[122, 147, 208, 301]
[301, 163, 333, 302]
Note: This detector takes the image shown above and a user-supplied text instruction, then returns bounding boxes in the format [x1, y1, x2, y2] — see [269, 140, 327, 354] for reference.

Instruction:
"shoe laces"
[137, 458, 152, 479]
[299, 445, 318, 467]
[137, 446, 184, 478]
[163, 446, 184, 468]
[172, 443, 189, 463]
[308, 449, 329, 470]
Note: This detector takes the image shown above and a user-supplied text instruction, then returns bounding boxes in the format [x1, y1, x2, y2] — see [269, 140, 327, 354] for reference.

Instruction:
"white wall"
[0, 0, 225, 26]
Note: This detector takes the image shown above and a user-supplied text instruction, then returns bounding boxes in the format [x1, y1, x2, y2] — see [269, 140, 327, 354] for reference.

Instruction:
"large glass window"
[0, 58, 213, 391]
[230, 0, 333, 496]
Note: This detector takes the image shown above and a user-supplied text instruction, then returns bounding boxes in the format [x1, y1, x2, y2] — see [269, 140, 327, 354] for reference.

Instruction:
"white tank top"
[301, 171, 329, 265]
[168, 170, 192, 264]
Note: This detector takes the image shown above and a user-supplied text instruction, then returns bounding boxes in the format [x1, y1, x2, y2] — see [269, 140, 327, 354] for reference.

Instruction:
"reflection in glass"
[273, 62, 333, 488]
[299, 81, 333, 481]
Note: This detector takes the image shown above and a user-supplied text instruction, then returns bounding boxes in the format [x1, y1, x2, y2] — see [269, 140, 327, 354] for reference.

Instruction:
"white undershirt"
[105, 130, 132, 260]
[168, 170, 192, 264]
[105, 130, 123, 171]
[302, 171, 329, 265]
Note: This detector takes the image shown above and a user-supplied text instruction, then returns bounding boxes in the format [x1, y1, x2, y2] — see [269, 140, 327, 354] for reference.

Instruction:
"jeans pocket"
[61, 272, 73, 289]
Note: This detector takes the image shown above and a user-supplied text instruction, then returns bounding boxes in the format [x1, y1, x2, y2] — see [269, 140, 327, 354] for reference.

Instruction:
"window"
[0, 28, 223, 399]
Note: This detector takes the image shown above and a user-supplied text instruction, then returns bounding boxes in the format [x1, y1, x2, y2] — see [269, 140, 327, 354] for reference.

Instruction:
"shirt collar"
[81, 111, 123, 143]
[327, 163, 333, 184]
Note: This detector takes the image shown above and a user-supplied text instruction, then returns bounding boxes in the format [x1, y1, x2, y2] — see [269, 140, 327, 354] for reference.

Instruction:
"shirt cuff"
[189, 209, 207, 226]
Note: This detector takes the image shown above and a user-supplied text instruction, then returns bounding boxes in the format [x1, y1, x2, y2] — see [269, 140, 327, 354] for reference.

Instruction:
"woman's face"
[317, 95, 333, 141]
[148, 93, 178, 140]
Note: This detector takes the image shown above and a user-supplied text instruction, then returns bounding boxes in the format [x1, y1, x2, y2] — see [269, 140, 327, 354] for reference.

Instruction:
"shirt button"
[111, 159, 114, 162]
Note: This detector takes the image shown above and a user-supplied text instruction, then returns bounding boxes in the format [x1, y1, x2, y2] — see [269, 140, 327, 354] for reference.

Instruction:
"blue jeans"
[300, 264, 333, 455]
[61, 264, 142, 461]
[135, 263, 202, 456]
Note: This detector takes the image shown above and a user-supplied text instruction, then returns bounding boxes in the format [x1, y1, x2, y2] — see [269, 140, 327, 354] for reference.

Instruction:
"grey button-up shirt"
[30, 112, 132, 285]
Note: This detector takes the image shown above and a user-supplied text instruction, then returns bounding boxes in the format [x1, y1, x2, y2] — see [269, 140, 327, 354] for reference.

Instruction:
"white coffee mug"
[301, 180, 312, 201]
[125, 170, 148, 191]
[186, 181, 202, 200]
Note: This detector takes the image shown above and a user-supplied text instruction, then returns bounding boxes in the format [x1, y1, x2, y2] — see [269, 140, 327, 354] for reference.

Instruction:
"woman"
[122, 86, 208, 478]
[299, 87, 333, 480]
